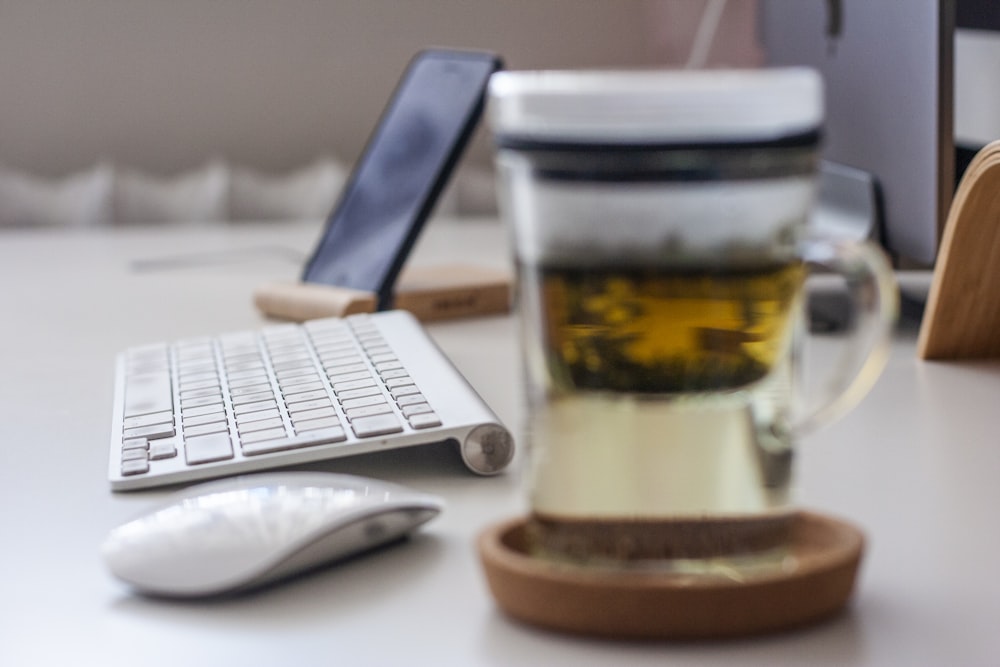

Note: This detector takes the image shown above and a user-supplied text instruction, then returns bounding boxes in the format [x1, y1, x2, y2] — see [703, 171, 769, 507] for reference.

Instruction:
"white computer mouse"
[102, 472, 444, 598]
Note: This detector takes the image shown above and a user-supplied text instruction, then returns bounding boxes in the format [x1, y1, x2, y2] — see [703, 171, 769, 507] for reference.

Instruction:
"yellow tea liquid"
[520, 261, 806, 567]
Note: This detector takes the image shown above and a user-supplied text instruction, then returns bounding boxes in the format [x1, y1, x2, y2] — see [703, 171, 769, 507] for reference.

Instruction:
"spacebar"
[185, 432, 234, 465]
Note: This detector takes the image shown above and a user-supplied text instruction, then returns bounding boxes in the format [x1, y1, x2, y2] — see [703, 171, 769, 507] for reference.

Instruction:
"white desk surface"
[2, 219, 999, 666]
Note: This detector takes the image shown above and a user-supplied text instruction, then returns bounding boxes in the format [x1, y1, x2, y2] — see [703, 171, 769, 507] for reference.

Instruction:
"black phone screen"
[301, 49, 501, 308]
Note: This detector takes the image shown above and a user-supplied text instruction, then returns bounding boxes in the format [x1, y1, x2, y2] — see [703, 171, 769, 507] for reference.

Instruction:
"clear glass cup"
[489, 68, 898, 574]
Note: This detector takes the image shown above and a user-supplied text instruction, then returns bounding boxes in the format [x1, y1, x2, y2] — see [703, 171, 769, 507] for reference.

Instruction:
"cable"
[685, 0, 729, 69]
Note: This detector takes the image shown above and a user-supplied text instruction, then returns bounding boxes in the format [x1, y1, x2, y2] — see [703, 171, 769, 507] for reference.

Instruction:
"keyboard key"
[179, 356, 215, 368]
[233, 399, 278, 415]
[240, 426, 346, 455]
[181, 394, 224, 409]
[351, 413, 403, 438]
[123, 372, 172, 417]
[240, 439, 294, 456]
[226, 360, 266, 374]
[284, 389, 330, 404]
[122, 437, 149, 451]
[408, 412, 442, 429]
[274, 365, 317, 381]
[278, 373, 322, 389]
[178, 379, 221, 394]
[289, 406, 337, 422]
[270, 351, 311, 364]
[121, 448, 148, 461]
[283, 380, 326, 395]
[401, 403, 433, 417]
[323, 361, 368, 375]
[121, 458, 150, 476]
[336, 385, 383, 400]
[345, 403, 393, 420]
[390, 384, 421, 398]
[231, 390, 274, 405]
[122, 410, 173, 430]
[395, 393, 426, 407]
[341, 394, 387, 410]
[182, 411, 227, 428]
[237, 417, 285, 434]
[177, 363, 216, 377]
[236, 407, 282, 424]
[239, 427, 288, 444]
[318, 350, 361, 364]
[225, 358, 264, 372]
[122, 422, 176, 440]
[293, 416, 341, 432]
[184, 421, 229, 438]
[185, 432, 234, 465]
[180, 386, 223, 400]
[284, 397, 332, 413]
[177, 371, 218, 384]
[300, 426, 347, 443]
[333, 377, 377, 392]
[327, 370, 371, 383]
[272, 358, 314, 373]
[181, 403, 225, 419]
[230, 382, 272, 397]
[228, 375, 270, 389]
[149, 441, 178, 460]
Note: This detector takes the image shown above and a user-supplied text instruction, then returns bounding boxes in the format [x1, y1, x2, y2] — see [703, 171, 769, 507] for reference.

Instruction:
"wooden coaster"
[919, 139, 1000, 359]
[477, 512, 864, 640]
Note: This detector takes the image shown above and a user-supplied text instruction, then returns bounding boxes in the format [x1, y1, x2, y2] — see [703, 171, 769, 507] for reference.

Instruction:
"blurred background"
[0, 0, 759, 178]
[2, 1, 996, 228]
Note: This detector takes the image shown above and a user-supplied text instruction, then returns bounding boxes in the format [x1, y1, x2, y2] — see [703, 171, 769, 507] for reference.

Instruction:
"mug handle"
[790, 237, 899, 436]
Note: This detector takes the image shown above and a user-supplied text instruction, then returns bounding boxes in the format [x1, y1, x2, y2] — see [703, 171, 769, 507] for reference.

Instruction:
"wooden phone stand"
[254, 263, 512, 322]
[918, 140, 1000, 360]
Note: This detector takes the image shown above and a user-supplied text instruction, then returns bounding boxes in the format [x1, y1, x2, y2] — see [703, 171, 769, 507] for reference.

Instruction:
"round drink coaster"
[477, 511, 864, 640]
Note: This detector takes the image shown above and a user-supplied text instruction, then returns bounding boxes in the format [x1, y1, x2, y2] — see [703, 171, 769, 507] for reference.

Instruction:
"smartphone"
[302, 49, 503, 309]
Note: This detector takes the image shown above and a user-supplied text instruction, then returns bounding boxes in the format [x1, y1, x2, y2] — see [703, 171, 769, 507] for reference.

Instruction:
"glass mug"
[488, 69, 897, 573]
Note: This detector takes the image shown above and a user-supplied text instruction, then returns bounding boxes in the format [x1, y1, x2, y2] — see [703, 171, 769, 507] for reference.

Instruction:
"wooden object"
[477, 512, 864, 640]
[919, 140, 1000, 359]
[254, 263, 511, 322]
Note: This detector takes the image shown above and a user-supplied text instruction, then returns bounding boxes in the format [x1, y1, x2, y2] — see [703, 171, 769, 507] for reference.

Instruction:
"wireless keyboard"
[108, 310, 514, 490]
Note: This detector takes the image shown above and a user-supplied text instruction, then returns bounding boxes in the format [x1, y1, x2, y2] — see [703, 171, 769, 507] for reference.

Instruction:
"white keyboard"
[108, 310, 514, 490]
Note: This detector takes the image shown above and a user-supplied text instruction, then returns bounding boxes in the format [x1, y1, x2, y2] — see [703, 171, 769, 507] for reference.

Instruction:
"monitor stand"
[810, 160, 881, 243]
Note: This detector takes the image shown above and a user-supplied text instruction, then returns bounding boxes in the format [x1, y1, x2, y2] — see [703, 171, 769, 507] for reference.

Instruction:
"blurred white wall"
[0, 0, 760, 177]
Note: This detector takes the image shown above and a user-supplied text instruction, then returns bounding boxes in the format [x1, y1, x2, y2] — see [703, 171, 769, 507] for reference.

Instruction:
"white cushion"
[230, 158, 346, 221]
[0, 163, 113, 227]
[113, 162, 229, 224]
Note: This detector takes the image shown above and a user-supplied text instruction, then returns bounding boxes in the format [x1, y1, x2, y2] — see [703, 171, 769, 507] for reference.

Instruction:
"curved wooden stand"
[919, 140, 1000, 360]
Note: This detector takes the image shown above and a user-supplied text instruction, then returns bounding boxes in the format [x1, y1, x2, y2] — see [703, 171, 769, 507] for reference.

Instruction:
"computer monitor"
[759, 0, 955, 268]
[954, 0, 1000, 175]
[957, 0, 1000, 32]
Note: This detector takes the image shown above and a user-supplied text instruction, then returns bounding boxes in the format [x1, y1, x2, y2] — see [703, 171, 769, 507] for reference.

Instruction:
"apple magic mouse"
[102, 472, 443, 597]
